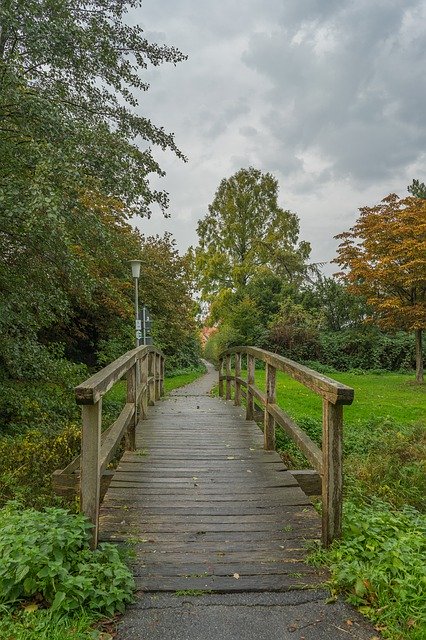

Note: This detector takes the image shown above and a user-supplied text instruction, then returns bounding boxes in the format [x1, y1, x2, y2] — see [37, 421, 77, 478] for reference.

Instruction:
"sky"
[130, 0, 426, 271]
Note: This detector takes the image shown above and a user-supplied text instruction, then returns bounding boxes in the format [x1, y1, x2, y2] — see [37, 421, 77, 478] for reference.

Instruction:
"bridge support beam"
[264, 363, 276, 450]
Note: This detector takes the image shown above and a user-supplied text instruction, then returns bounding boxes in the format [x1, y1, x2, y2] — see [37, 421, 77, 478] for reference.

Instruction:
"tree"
[408, 179, 426, 199]
[195, 167, 311, 302]
[334, 194, 426, 383]
[0, 0, 186, 214]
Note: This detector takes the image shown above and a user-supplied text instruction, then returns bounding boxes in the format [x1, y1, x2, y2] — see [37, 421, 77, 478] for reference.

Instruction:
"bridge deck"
[99, 371, 325, 592]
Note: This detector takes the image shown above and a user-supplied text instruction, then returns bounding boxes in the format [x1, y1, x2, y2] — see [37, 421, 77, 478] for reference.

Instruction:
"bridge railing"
[218, 347, 354, 546]
[53, 345, 165, 547]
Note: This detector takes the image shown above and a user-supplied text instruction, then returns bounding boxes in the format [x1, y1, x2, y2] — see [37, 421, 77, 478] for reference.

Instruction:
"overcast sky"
[131, 0, 426, 271]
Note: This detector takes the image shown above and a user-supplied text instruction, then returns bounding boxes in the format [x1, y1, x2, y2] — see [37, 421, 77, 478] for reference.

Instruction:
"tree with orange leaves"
[334, 193, 426, 383]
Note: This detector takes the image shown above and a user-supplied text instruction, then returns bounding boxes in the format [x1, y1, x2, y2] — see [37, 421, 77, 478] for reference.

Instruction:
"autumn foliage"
[334, 193, 426, 382]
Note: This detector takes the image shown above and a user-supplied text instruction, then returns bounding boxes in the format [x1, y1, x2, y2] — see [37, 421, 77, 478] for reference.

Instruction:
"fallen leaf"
[233, 573, 240, 579]
[23, 603, 39, 613]
[227, 456, 235, 460]
[346, 620, 354, 626]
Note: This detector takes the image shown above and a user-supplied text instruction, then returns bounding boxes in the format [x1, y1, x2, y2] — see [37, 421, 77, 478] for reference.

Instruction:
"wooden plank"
[75, 345, 163, 405]
[99, 403, 134, 475]
[234, 353, 242, 406]
[267, 403, 323, 473]
[126, 365, 136, 451]
[223, 347, 354, 405]
[264, 363, 276, 451]
[80, 401, 102, 548]
[290, 470, 322, 495]
[225, 354, 232, 400]
[322, 399, 343, 546]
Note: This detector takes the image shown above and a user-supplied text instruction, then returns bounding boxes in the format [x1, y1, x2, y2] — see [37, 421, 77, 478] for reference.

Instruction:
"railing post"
[80, 400, 102, 549]
[160, 356, 165, 397]
[140, 354, 148, 420]
[218, 357, 224, 397]
[234, 353, 241, 406]
[155, 352, 161, 400]
[125, 363, 136, 451]
[322, 399, 343, 546]
[225, 354, 232, 401]
[246, 354, 255, 420]
[148, 351, 155, 406]
[264, 363, 276, 450]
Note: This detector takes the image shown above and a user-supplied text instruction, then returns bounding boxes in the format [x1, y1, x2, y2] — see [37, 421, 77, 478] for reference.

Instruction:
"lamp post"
[130, 260, 142, 348]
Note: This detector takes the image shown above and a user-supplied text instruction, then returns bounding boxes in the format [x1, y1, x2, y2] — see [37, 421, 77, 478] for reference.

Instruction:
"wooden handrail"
[218, 347, 354, 546]
[54, 345, 165, 548]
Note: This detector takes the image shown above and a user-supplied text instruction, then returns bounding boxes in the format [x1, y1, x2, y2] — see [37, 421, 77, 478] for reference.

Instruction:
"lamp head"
[130, 260, 142, 279]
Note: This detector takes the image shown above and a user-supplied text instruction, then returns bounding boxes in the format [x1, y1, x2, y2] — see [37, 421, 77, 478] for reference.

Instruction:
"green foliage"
[310, 501, 426, 639]
[408, 178, 426, 199]
[0, 608, 105, 640]
[317, 328, 420, 372]
[267, 298, 323, 362]
[195, 167, 311, 302]
[0, 504, 134, 615]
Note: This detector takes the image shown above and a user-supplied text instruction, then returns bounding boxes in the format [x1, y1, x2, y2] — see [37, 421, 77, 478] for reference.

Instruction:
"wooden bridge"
[54, 346, 354, 593]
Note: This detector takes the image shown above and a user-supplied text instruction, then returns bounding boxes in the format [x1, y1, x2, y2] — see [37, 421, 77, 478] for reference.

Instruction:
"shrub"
[310, 500, 426, 640]
[0, 424, 81, 508]
[0, 504, 134, 616]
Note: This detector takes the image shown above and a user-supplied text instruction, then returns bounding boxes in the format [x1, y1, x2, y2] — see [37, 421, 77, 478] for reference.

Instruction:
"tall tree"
[334, 193, 426, 383]
[408, 179, 426, 199]
[0, 1, 188, 376]
[195, 167, 311, 302]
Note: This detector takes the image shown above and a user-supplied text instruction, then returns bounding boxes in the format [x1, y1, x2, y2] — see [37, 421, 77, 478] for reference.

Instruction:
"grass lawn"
[253, 369, 426, 426]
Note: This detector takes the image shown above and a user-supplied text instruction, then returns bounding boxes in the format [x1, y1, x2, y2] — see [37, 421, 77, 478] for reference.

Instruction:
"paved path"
[98, 363, 380, 639]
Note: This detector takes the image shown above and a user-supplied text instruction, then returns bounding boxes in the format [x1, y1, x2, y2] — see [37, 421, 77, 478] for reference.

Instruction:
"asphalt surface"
[116, 591, 380, 640]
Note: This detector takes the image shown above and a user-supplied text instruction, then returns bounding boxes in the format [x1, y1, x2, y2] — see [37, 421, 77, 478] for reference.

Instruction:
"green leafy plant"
[310, 500, 426, 639]
[0, 504, 134, 616]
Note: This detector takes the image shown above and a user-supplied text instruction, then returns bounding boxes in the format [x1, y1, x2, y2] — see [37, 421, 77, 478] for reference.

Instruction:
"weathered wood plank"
[223, 346, 354, 405]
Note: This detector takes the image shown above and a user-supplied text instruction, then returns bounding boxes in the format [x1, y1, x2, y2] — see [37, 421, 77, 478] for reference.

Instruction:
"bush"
[318, 329, 420, 372]
[310, 500, 426, 640]
[0, 504, 134, 616]
[0, 424, 82, 508]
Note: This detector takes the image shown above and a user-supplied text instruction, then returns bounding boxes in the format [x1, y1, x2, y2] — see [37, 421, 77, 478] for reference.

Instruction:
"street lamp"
[130, 260, 142, 347]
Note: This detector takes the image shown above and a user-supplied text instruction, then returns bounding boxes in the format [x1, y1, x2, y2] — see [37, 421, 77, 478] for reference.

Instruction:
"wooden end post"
[225, 354, 232, 400]
[234, 353, 241, 406]
[125, 364, 136, 451]
[148, 352, 155, 406]
[322, 399, 343, 546]
[80, 401, 102, 549]
[160, 356, 165, 397]
[264, 363, 276, 450]
[246, 354, 255, 420]
[219, 358, 224, 397]
[155, 353, 161, 400]
[140, 354, 148, 420]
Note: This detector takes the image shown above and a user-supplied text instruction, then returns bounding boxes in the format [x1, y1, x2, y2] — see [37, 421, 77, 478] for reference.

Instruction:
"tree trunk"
[415, 329, 424, 384]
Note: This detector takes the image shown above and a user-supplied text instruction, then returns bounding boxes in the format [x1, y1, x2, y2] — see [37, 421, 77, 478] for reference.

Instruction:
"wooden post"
[322, 399, 343, 546]
[225, 354, 232, 400]
[140, 354, 148, 420]
[264, 363, 276, 450]
[234, 353, 241, 406]
[125, 364, 136, 451]
[246, 354, 255, 420]
[218, 358, 224, 397]
[80, 400, 102, 549]
[160, 356, 165, 397]
[148, 351, 156, 406]
[155, 353, 161, 400]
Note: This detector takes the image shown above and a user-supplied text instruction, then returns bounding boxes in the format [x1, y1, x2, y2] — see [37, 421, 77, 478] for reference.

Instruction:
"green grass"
[253, 369, 425, 426]
[164, 369, 205, 393]
[0, 608, 105, 640]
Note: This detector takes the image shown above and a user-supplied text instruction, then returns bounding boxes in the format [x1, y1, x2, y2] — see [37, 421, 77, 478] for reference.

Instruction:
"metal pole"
[134, 277, 139, 348]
